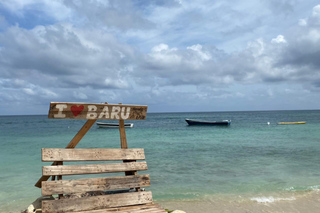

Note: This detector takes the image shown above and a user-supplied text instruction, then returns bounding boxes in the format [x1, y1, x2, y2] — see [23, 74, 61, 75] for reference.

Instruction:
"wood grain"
[35, 119, 96, 188]
[43, 161, 148, 176]
[42, 175, 150, 195]
[65, 119, 97, 148]
[67, 203, 166, 213]
[42, 191, 153, 213]
[42, 148, 145, 161]
[119, 119, 128, 149]
[48, 102, 148, 120]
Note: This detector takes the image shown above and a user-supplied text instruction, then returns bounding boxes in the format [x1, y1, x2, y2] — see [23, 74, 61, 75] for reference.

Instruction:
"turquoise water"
[1, 110, 320, 212]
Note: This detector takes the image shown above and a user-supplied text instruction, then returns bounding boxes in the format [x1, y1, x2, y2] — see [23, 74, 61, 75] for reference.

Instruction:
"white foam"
[307, 185, 320, 191]
[285, 186, 295, 191]
[286, 185, 320, 192]
[250, 196, 296, 203]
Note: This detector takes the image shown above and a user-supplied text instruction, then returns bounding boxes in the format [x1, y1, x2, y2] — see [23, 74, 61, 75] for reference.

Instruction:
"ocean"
[0, 110, 320, 212]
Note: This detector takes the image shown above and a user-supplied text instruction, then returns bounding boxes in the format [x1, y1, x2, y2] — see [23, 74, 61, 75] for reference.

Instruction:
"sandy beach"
[159, 191, 320, 213]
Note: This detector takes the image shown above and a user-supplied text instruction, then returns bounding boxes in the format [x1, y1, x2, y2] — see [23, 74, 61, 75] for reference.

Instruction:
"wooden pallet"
[34, 102, 165, 213]
[41, 148, 165, 213]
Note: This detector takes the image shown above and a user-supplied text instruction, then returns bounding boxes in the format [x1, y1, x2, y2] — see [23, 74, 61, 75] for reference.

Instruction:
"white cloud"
[0, 23, 136, 90]
[1, 1, 320, 114]
[151, 43, 170, 52]
[298, 19, 307, 26]
[247, 38, 265, 57]
[73, 91, 88, 100]
[307, 29, 320, 42]
[23, 88, 36, 95]
[271, 35, 287, 44]
[187, 44, 211, 61]
[312, 5, 320, 18]
[42, 89, 58, 97]
[104, 78, 130, 89]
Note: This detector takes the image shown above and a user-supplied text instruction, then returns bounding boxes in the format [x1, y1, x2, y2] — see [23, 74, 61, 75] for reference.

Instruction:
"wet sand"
[159, 191, 320, 213]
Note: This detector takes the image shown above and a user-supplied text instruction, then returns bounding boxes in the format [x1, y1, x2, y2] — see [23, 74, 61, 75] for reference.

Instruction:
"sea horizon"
[1, 108, 320, 117]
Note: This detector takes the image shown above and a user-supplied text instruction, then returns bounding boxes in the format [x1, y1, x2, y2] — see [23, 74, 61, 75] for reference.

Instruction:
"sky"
[0, 0, 320, 115]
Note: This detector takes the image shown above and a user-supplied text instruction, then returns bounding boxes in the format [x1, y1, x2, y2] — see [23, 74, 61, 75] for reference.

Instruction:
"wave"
[251, 185, 320, 203]
[307, 185, 320, 191]
[285, 185, 320, 192]
[250, 196, 296, 203]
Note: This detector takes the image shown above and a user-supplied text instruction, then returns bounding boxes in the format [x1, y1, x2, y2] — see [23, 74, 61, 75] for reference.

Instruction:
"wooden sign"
[48, 102, 147, 120]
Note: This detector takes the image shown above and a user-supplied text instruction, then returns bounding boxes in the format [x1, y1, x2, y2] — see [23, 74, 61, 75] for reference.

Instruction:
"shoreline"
[1, 190, 320, 213]
[158, 190, 320, 213]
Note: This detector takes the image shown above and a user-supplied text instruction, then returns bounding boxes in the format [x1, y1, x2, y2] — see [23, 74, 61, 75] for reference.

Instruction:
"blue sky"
[0, 0, 320, 115]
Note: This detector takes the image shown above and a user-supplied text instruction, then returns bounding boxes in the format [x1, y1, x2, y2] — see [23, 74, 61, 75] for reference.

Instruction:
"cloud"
[270, 5, 320, 85]
[312, 5, 320, 18]
[271, 35, 287, 44]
[263, 0, 295, 16]
[0, 23, 136, 90]
[140, 43, 229, 86]
[138, 4, 320, 91]
[62, 0, 154, 31]
[1, 1, 320, 114]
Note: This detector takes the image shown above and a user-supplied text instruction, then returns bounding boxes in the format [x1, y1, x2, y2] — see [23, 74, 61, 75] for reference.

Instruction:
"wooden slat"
[48, 102, 147, 120]
[68, 203, 166, 213]
[42, 175, 150, 195]
[42, 148, 145, 162]
[35, 119, 97, 188]
[119, 117, 137, 176]
[43, 161, 148, 176]
[57, 161, 63, 199]
[119, 119, 128, 149]
[65, 119, 97, 148]
[42, 191, 153, 213]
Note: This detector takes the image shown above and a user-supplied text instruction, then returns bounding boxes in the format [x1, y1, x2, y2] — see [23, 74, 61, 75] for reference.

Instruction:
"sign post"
[35, 102, 148, 188]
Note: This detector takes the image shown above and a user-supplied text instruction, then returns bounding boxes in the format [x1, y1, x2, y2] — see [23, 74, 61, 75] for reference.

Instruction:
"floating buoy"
[267, 122, 270, 125]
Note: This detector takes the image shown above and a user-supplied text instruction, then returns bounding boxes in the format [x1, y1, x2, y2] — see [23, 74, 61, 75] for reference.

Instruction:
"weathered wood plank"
[42, 191, 153, 213]
[35, 119, 97, 188]
[34, 120, 96, 188]
[43, 161, 148, 176]
[42, 175, 150, 196]
[119, 117, 137, 176]
[67, 203, 166, 213]
[42, 148, 145, 162]
[57, 161, 63, 199]
[48, 102, 148, 120]
[119, 119, 128, 149]
[65, 119, 97, 148]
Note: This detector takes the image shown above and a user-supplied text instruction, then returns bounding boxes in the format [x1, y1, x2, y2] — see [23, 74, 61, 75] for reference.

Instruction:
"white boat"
[97, 122, 134, 128]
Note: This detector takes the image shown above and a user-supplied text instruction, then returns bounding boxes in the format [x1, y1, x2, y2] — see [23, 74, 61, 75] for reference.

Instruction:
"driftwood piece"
[42, 191, 153, 213]
[42, 148, 145, 161]
[42, 175, 150, 195]
[43, 162, 148, 176]
[67, 203, 167, 213]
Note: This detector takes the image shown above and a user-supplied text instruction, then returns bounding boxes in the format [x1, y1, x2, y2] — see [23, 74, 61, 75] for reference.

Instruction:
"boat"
[277, 121, 306, 125]
[97, 122, 134, 128]
[185, 119, 231, 126]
